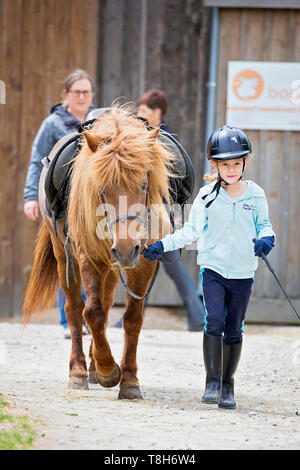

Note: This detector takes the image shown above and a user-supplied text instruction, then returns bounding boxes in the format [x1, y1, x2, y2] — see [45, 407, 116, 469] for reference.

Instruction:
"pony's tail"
[23, 222, 59, 324]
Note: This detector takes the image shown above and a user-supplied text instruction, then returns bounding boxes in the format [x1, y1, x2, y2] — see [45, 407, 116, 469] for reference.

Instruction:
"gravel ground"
[0, 308, 299, 450]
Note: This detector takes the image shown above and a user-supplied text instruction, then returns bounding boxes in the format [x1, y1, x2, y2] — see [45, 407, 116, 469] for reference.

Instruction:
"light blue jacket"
[161, 180, 275, 279]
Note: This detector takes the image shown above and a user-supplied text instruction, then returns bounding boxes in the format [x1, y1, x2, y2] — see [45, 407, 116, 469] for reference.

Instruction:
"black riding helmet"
[202, 126, 252, 208]
[207, 125, 252, 160]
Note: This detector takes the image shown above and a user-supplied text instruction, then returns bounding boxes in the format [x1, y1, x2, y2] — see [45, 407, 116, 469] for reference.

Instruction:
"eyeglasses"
[69, 90, 93, 97]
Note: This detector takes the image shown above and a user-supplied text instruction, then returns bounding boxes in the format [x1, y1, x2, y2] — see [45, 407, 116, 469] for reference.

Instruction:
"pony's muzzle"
[111, 243, 141, 268]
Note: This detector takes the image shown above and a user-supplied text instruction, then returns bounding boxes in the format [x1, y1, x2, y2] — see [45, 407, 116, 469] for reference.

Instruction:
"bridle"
[100, 171, 159, 300]
[100, 171, 151, 249]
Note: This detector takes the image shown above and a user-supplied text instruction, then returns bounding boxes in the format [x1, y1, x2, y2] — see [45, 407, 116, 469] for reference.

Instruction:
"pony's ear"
[84, 131, 99, 153]
[149, 127, 160, 139]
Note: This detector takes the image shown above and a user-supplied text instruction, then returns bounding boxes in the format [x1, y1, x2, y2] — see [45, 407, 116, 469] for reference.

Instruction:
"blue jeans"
[57, 285, 86, 328]
[199, 268, 253, 343]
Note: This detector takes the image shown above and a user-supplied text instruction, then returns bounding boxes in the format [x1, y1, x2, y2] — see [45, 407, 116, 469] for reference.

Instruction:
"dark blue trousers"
[199, 268, 253, 344]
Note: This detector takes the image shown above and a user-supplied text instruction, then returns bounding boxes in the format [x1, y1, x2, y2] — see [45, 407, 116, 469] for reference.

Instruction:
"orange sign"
[227, 62, 300, 130]
[232, 69, 264, 101]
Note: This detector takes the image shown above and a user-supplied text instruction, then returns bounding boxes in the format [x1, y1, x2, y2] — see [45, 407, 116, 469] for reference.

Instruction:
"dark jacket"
[160, 122, 178, 142]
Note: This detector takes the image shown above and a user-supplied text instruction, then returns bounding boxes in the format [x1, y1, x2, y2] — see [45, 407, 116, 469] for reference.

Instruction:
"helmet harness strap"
[202, 158, 245, 208]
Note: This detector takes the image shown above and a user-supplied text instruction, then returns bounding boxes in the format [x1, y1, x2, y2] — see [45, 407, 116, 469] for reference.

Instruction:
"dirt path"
[0, 309, 299, 450]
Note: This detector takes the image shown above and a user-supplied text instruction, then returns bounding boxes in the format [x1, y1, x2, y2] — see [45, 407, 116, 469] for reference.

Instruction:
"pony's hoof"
[118, 385, 143, 400]
[96, 364, 121, 388]
[68, 375, 89, 390]
[88, 370, 99, 384]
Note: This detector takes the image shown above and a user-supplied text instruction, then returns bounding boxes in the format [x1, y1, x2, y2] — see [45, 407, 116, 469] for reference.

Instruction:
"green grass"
[0, 393, 37, 450]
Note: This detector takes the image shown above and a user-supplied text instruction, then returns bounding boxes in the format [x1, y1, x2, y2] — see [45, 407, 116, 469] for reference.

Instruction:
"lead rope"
[116, 262, 160, 300]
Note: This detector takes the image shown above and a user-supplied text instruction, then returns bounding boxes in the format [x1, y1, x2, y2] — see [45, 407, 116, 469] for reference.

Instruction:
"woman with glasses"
[24, 69, 95, 337]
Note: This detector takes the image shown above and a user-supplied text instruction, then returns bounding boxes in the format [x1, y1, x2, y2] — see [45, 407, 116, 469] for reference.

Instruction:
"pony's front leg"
[88, 269, 119, 384]
[52, 238, 88, 390]
[118, 259, 158, 400]
[80, 256, 121, 388]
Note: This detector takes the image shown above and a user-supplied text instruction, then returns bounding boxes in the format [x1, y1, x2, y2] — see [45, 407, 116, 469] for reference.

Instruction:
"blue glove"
[254, 236, 275, 257]
[143, 241, 164, 261]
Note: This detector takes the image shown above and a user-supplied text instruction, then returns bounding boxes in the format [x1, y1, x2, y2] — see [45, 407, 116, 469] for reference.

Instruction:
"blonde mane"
[67, 106, 175, 261]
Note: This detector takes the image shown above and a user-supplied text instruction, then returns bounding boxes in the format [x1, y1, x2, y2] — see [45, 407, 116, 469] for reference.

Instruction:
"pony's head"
[68, 106, 174, 268]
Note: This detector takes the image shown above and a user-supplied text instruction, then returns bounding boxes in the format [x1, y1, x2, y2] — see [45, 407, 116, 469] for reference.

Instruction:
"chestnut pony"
[23, 107, 174, 399]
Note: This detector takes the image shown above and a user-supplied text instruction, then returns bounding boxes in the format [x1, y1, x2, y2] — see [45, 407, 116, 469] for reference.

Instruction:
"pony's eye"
[141, 183, 147, 192]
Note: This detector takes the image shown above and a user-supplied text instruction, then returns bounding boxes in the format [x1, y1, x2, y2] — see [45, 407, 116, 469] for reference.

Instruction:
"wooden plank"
[160, 0, 187, 136]
[263, 10, 289, 299]
[193, 7, 212, 192]
[0, 0, 23, 317]
[286, 9, 300, 297]
[247, 298, 300, 325]
[121, 0, 143, 101]
[11, 0, 99, 317]
[84, 0, 99, 81]
[102, 0, 125, 105]
[144, 0, 164, 92]
[216, 8, 241, 128]
[286, 131, 300, 297]
[203, 0, 300, 8]
[12, 0, 46, 317]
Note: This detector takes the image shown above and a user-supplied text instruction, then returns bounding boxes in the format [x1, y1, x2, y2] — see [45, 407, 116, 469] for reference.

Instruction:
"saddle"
[42, 110, 195, 235]
[157, 131, 194, 206]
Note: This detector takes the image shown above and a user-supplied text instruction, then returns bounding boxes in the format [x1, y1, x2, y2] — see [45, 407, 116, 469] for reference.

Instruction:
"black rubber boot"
[218, 341, 242, 409]
[201, 334, 222, 404]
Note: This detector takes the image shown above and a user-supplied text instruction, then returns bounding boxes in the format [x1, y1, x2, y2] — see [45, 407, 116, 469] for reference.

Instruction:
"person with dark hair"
[24, 69, 94, 338]
[137, 89, 177, 139]
[136, 89, 205, 331]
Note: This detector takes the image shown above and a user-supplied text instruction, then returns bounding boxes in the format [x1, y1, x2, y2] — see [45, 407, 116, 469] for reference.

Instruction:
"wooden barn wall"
[216, 7, 300, 307]
[2, 1, 298, 319]
[0, 0, 99, 318]
[95, 0, 211, 306]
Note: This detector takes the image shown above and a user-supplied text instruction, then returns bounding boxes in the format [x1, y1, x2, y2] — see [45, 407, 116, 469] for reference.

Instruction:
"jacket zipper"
[227, 201, 236, 278]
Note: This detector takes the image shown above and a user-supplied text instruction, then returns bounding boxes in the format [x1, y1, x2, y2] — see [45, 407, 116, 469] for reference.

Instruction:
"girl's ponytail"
[203, 171, 219, 183]
[204, 159, 219, 183]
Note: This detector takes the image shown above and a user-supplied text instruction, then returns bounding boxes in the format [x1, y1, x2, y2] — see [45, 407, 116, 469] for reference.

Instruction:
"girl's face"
[212, 158, 246, 185]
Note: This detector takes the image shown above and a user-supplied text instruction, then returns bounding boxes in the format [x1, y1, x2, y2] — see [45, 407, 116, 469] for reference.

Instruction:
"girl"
[143, 125, 275, 409]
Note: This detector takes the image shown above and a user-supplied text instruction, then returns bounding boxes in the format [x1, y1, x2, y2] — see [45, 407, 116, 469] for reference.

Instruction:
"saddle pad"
[44, 132, 81, 217]
[43, 115, 195, 226]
